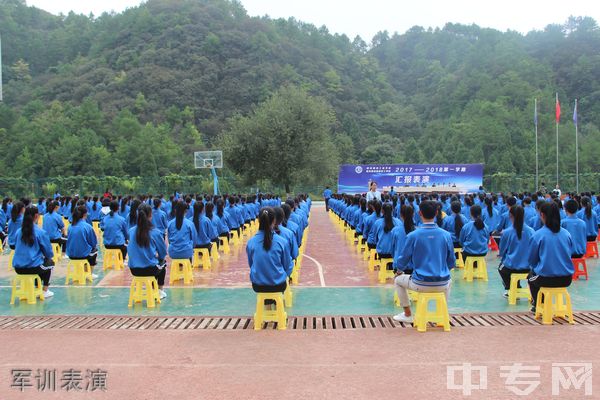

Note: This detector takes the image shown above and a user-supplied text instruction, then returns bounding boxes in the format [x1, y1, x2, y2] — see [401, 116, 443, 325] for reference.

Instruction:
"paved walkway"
[0, 324, 597, 399]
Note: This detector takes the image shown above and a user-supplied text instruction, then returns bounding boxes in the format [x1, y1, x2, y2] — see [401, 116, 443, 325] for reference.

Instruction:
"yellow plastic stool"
[8, 249, 14, 271]
[103, 248, 124, 271]
[192, 248, 211, 270]
[63, 217, 70, 231]
[169, 259, 194, 284]
[10, 275, 45, 305]
[65, 259, 93, 285]
[290, 261, 300, 285]
[454, 248, 464, 268]
[219, 236, 230, 254]
[414, 292, 451, 332]
[254, 292, 287, 330]
[284, 285, 293, 308]
[128, 276, 160, 308]
[508, 273, 531, 305]
[367, 249, 378, 272]
[394, 290, 418, 306]
[535, 287, 574, 325]
[463, 256, 488, 282]
[92, 221, 101, 238]
[211, 243, 220, 261]
[51, 243, 62, 264]
[378, 258, 395, 283]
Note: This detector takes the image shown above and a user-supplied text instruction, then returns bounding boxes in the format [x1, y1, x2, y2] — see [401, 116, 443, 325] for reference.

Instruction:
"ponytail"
[120, 197, 128, 213]
[11, 201, 24, 222]
[383, 203, 394, 233]
[485, 197, 493, 218]
[216, 199, 225, 218]
[582, 197, 592, 219]
[153, 198, 162, 210]
[109, 200, 119, 217]
[92, 197, 98, 211]
[205, 202, 214, 220]
[72, 206, 87, 225]
[541, 202, 561, 233]
[193, 202, 204, 234]
[451, 201, 463, 238]
[136, 204, 153, 247]
[435, 203, 443, 227]
[175, 201, 186, 230]
[258, 207, 275, 250]
[400, 205, 415, 234]
[510, 205, 524, 240]
[21, 206, 38, 246]
[471, 204, 484, 230]
[129, 199, 141, 226]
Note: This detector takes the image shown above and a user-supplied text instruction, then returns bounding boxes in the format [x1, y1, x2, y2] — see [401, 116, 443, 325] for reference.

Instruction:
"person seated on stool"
[373, 203, 401, 270]
[167, 202, 196, 262]
[498, 205, 535, 297]
[42, 200, 67, 253]
[191, 201, 214, 254]
[391, 205, 415, 273]
[247, 208, 293, 303]
[443, 201, 468, 249]
[13, 206, 55, 298]
[7, 201, 25, 251]
[577, 196, 599, 244]
[392, 200, 455, 323]
[459, 204, 489, 265]
[101, 200, 128, 260]
[561, 199, 587, 259]
[127, 204, 168, 299]
[66, 206, 98, 279]
[528, 202, 574, 313]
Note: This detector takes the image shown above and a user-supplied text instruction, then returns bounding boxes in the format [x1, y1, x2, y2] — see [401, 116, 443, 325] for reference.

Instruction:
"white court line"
[302, 254, 326, 287]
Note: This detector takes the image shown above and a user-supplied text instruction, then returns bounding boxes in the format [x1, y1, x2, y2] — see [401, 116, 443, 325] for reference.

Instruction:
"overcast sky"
[27, 0, 600, 41]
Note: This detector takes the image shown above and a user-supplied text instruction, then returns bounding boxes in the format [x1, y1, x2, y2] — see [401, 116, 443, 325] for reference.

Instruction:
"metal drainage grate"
[0, 312, 598, 331]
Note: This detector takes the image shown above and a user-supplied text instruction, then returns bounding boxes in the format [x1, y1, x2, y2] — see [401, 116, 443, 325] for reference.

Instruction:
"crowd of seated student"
[4, 190, 312, 302]
[329, 188, 600, 315]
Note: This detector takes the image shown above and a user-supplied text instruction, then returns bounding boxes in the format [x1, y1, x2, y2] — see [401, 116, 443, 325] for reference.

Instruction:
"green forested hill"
[0, 0, 599, 187]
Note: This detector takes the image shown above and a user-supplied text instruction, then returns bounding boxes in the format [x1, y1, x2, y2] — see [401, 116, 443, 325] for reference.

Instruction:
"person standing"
[366, 181, 382, 203]
[323, 186, 333, 212]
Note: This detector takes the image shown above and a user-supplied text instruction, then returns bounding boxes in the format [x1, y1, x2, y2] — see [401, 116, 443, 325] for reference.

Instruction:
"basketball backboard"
[194, 150, 223, 169]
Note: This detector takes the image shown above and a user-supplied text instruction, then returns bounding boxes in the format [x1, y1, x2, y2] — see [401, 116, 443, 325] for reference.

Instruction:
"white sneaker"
[91, 273, 99, 279]
[43, 290, 54, 298]
[393, 312, 414, 323]
[159, 289, 167, 299]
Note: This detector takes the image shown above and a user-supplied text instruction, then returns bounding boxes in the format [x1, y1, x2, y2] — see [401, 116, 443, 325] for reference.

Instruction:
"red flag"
[555, 96, 561, 122]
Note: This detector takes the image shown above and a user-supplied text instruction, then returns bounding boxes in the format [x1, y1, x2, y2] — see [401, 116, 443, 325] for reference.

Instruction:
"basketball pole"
[211, 167, 219, 196]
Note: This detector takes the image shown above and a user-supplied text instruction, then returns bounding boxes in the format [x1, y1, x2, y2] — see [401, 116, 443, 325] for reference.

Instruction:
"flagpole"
[556, 92, 559, 187]
[575, 99, 579, 193]
[534, 98, 538, 191]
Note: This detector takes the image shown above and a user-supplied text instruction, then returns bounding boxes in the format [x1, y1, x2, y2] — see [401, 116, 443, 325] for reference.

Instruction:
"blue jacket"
[7, 215, 23, 246]
[167, 218, 196, 259]
[459, 221, 490, 254]
[442, 214, 468, 244]
[225, 207, 240, 229]
[0, 209, 6, 230]
[527, 214, 543, 231]
[13, 226, 54, 268]
[213, 214, 230, 235]
[391, 224, 409, 270]
[365, 214, 382, 245]
[127, 227, 167, 268]
[66, 220, 97, 258]
[286, 219, 302, 248]
[576, 209, 599, 237]
[499, 225, 534, 270]
[396, 223, 454, 283]
[42, 212, 65, 240]
[247, 231, 293, 285]
[323, 189, 332, 199]
[101, 213, 128, 246]
[191, 215, 215, 246]
[561, 215, 587, 256]
[373, 217, 401, 255]
[482, 207, 500, 232]
[152, 208, 168, 234]
[89, 203, 102, 221]
[277, 225, 299, 260]
[528, 226, 574, 277]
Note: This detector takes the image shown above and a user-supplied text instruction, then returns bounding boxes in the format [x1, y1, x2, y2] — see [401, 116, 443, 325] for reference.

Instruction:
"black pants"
[453, 242, 461, 249]
[130, 265, 166, 286]
[325, 198, 330, 211]
[252, 281, 287, 293]
[528, 273, 572, 306]
[194, 243, 213, 255]
[70, 253, 98, 267]
[367, 243, 376, 250]
[14, 266, 52, 287]
[105, 244, 127, 260]
[219, 233, 230, 243]
[587, 236, 597, 242]
[572, 253, 584, 259]
[498, 265, 530, 290]
[50, 238, 67, 253]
